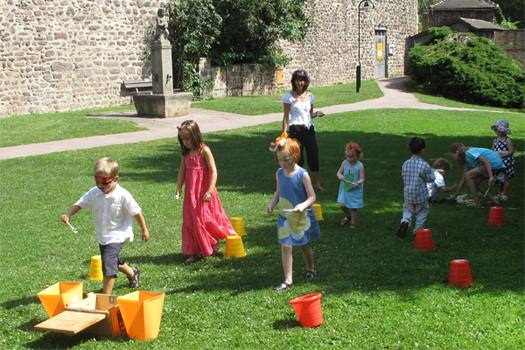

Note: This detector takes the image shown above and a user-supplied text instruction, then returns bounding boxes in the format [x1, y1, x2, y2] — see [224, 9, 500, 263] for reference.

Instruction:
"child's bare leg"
[502, 172, 509, 197]
[103, 276, 116, 295]
[299, 243, 314, 271]
[465, 169, 482, 205]
[281, 244, 293, 285]
[119, 263, 134, 278]
[339, 202, 351, 225]
[473, 176, 499, 205]
[350, 209, 358, 227]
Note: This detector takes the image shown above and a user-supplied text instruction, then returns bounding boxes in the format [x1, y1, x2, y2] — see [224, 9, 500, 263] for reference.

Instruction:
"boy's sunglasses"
[95, 176, 113, 185]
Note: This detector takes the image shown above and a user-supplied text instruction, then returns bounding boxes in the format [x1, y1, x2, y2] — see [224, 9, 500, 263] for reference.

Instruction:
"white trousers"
[401, 201, 429, 234]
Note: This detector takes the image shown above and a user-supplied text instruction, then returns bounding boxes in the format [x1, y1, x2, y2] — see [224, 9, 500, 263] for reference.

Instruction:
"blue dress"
[337, 161, 364, 209]
[277, 167, 321, 245]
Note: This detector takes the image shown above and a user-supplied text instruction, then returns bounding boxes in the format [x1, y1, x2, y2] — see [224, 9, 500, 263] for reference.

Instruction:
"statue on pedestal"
[154, 8, 170, 42]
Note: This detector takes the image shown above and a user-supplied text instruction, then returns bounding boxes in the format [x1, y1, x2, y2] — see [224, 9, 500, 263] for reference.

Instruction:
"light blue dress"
[337, 161, 364, 209]
[277, 167, 321, 245]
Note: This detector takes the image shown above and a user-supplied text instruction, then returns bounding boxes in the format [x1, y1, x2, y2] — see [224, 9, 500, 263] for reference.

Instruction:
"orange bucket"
[413, 229, 435, 251]
[230, 217, 247, 236]
[447, 259, 473, 287]
[487, 206, 504, 225]
[117, 291, 165, 340]
[289, 293, 323, 328]
[37, 282, 83, 318]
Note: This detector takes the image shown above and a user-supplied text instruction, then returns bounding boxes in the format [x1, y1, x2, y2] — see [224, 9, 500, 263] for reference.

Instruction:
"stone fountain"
[133, 8, 193, 118]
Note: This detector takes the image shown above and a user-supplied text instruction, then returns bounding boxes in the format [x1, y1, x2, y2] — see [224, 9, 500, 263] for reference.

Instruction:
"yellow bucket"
[224, 235, 247, 258]
[87, 255, 103, 281]
[230, 217, 247, 236]
[313, 203, 324, 221]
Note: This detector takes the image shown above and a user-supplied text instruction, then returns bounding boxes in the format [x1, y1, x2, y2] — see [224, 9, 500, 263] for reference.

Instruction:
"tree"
[167, 0, 222, 91]
[166, 0, 311, 96]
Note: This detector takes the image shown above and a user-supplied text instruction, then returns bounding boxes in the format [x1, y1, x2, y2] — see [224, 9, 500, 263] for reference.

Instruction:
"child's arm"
[491, 138, 496, 151]
[134, 212, 149, 242]
[500, 138, 514, 158]
[336, 161, 345, 181]
[354, 164, 365, 187]
[422, 165, 436, 183]
[266, 172, 280, 216]
[440, 184, 455, 192]
[294, 171, 316, 212]
[478, 155, 495, 185]
[176, 156, 186, 196]
[450, 173, 467, 201]
[61, 204, 82, 225]
[201, 146, 218, 203]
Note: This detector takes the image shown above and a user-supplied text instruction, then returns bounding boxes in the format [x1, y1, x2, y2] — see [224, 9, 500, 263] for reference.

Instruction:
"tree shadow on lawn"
[111, 129, 523, 297]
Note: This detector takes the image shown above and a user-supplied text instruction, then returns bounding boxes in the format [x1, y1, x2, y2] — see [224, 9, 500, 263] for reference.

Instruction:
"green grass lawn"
[405, 81, 525, 113]
[0, 105, 144, 148]
[1, 107, 523, 349]
[193, 80, 383, 115]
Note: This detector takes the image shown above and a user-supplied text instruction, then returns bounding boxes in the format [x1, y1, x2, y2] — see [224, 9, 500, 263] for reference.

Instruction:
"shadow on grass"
[93, 119, 524, 297]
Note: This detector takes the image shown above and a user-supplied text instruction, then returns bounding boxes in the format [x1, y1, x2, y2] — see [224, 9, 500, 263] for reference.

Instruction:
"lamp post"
[356, 0, 374, 93]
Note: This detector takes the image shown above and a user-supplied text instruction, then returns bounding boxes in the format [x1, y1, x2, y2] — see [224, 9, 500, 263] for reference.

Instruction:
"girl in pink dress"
[175, 120, 237, 263]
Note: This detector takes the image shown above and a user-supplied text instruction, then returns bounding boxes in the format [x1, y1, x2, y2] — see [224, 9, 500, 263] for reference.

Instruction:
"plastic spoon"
[67, 222, 78, 233]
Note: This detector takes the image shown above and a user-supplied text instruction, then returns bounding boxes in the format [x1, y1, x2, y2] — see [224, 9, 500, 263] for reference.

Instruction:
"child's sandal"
[349, 223, 357, 229]
[128, 267, 140, 288]
[341, 216, 351, 226]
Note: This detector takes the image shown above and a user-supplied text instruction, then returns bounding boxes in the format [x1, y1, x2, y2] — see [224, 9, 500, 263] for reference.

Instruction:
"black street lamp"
[356, 0, 374, 93]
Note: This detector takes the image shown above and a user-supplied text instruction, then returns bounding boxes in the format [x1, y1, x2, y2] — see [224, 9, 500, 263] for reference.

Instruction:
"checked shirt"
[402, 156, 435, 204]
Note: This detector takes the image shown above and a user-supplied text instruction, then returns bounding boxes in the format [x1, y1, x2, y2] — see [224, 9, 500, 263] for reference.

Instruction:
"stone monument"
[133, 8, 193, 118]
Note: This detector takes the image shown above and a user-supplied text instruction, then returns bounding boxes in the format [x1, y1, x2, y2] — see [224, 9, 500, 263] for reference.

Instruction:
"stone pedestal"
[133, 93, 193, 118]
[151, 41, 173, 94]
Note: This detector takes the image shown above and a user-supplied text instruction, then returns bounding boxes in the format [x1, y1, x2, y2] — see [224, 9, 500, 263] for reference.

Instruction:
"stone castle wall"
[0, 0, 418, 117]
[0, 0, 161, 117]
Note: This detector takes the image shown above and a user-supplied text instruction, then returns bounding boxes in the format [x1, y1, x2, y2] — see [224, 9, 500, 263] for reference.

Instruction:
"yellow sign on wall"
[376, 42, 384, 61]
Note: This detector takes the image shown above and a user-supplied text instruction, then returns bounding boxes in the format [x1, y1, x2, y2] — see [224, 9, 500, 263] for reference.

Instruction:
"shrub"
[409, 27, 525, 108]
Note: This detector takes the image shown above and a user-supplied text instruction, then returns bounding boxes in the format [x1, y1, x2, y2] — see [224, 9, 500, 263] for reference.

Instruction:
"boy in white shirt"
[428, 158, 455, 203]
[61, 157, 149, 295]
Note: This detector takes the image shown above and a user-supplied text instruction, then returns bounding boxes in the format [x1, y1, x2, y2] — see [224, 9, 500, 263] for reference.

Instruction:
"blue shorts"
[99, 242, 126, 277]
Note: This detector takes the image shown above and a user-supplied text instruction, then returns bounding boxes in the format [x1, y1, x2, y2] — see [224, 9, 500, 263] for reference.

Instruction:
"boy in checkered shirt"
[397, 137, 435, 238]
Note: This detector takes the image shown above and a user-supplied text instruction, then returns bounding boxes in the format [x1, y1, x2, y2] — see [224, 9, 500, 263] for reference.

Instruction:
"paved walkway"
[0, 76, 485, 160]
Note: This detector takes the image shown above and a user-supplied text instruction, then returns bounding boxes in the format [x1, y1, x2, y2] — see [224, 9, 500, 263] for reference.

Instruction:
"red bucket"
[447, 259, 473, 287]
[487, 207, 504, 225]
[414, 229, 435, 251]
[289, 293, 323, 328]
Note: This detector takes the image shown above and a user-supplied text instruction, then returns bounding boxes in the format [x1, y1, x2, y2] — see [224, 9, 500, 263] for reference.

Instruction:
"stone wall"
[495, 30, 525, 71]
[197, 58, 277, 98]
[0, 0, 418, 117]
[429, 10, 496, 28]
[278, 0, 419, 90]
[0, 0, 162, 117]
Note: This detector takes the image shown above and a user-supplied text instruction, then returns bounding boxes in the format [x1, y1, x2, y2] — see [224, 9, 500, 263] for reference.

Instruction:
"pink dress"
[181, 150, 237, 257]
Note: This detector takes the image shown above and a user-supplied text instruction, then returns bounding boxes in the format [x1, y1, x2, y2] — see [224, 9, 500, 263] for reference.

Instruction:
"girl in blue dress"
[337, 142, 365, 229]
[266, 134, 321, 291]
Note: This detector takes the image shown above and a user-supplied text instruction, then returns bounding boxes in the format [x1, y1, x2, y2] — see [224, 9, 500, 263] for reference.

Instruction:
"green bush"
[409, 27, 525, 108]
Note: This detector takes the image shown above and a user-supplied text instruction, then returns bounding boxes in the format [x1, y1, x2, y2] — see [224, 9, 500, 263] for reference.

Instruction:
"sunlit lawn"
[1, 105, 523, 348]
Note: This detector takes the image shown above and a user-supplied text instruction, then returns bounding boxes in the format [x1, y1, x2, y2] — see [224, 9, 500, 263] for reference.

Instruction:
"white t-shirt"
[427, 170, 446, 200]
[282, 91, 315, 129]
[77, 183, 141, 245]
